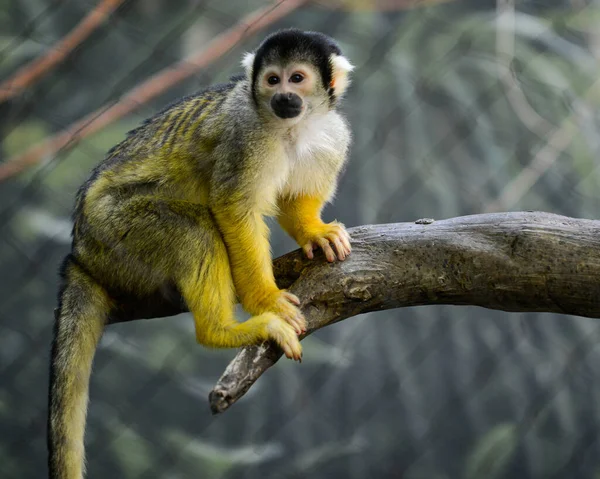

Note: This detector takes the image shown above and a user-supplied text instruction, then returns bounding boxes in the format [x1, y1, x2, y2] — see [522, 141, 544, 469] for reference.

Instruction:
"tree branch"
[0, 0, 125, 102]
[97, 212, 600, 411]
[207, 211, 600, 413]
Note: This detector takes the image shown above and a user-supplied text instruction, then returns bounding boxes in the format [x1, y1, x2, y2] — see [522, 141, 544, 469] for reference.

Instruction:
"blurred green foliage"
[2, 1, 600, 478]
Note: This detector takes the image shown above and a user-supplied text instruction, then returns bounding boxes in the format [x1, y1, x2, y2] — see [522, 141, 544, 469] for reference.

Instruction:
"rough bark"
[209, 211, 600, 413]
[101, 212, 600, 413]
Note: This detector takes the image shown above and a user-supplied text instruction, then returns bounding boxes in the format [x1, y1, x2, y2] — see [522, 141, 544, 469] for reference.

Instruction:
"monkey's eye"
[267, 75, 280, 85]
[290, 73, 304, 83]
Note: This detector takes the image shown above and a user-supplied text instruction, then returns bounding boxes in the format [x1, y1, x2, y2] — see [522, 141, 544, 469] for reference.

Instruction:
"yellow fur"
[48, 29, 353, 479]
[278, 194, 329, 242]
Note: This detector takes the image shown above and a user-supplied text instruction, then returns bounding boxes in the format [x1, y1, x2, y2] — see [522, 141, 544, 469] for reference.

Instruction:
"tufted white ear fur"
[329, 54, 354, 98]
[241, 52, 255, 78]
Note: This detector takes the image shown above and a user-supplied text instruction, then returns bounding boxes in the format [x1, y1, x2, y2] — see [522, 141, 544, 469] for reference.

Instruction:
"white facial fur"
[241, 52, 255, 77]
[241, 51, 354, 99]
[282, 109, 350, 198]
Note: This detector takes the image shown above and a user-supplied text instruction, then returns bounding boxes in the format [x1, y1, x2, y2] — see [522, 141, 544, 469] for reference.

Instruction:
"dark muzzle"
[271, 93, 303, 119]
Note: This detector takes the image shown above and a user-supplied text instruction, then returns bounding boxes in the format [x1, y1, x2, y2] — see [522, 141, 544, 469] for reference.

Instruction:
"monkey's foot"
[301, 221, 352, 262]
[267, 318, 303, 361]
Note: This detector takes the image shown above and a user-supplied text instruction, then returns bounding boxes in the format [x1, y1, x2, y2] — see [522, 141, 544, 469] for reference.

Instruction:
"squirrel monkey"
[48, 29, 353, 478]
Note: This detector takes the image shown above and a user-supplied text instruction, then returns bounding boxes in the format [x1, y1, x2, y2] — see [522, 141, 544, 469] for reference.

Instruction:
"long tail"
[48, 258, 111, 479]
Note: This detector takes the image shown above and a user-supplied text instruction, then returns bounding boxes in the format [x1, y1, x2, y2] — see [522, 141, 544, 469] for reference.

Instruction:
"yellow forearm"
[277, 194, 327, 243]
[213, 208, 278, 313]
[278, 193, 351, 263]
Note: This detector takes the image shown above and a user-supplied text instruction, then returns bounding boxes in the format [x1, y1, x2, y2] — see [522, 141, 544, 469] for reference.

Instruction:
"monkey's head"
[243, 29, 353, 124]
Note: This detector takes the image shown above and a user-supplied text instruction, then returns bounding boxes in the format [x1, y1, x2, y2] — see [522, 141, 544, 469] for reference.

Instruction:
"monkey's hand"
[265, 315, 304, 361]
[249, 292, 305, 360]
[299, 221, 351, 263]
[243, 286, 306, 336]
[254, 290, 306, 336]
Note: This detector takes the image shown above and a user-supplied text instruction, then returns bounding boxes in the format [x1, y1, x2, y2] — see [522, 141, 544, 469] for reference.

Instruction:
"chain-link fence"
[2, 0, 600, 478]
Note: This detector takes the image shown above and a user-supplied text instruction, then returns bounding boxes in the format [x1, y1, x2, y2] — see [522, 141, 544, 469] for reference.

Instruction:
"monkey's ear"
[241, 52, 255, 78]
[329, 54, 354, 98]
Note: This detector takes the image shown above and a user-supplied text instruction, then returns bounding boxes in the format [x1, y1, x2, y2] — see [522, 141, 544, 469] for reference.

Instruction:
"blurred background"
[2, 0, 600, 477]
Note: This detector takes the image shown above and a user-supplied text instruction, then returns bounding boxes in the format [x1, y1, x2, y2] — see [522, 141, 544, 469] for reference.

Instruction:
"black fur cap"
[250, 29, 343, 101]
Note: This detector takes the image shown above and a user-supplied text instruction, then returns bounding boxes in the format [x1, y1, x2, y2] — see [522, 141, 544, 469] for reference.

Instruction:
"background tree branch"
[0, 0, 125, 103]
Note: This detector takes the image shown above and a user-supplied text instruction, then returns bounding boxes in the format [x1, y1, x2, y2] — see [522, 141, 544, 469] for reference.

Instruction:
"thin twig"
[0, 0, 125, 102]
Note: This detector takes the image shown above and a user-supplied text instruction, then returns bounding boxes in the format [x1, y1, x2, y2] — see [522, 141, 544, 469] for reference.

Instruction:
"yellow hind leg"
[177, 215, 302, 360]
[84, 194, 303, 360]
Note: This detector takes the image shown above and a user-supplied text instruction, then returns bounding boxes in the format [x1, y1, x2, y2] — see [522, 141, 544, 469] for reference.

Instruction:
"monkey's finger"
[291, 310, 307, 333]
[297, 316, 307, 334]
[328, 235, 347, 261]
[281, 344, 293, 359]
[336, 224, 350, 239]
[281, 291, 301, 306]
[339, 230, 352, 252]
[290, 342, 303, 361]
[333, 222, 349, 237]
[303, 243, 315, 259]
[330, 223, 351, 251]
[294, 313, 307, 332]
[317, 238, 336, 262]
[333, 237, 346, 261]
[275, 303, 305, 334]
[342, 239, 352, 256]
[285, 316, 304, 335]
[280, 335, 302, 361]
